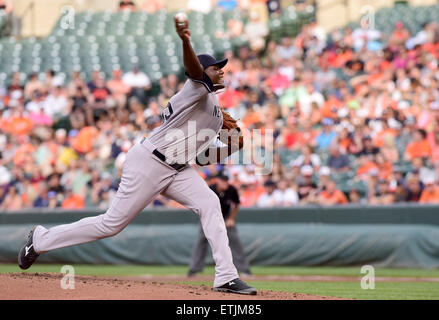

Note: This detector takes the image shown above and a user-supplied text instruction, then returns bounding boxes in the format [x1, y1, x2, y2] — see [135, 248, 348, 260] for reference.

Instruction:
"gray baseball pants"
[32, 139, 239, 287]
[189, 225, 251, 275]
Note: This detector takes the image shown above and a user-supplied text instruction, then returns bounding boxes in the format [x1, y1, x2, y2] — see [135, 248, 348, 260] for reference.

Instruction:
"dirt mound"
[0, 272, 347, 300]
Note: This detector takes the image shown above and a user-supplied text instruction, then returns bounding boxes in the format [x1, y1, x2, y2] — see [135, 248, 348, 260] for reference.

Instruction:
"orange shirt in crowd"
[242, 111, 262, 129]
[375, 128, 397, 148]
[7, 115, 34, 136]
[319, 189, 348, 204]
[407, 104, 422, 119]
[405, 140, 432, 160]
[13, 143, 36, 166]
[367, 71, 384, 85]
[320, 97, 342, 119]
[338, 137, 352, 152]
[61, 194, 85, 209]
[71, 126, 98, 154]
[296, 130, 318, 148]
[357, 161, 379, 176]
[332, 50, 353, 68]
[424, 42, 439, 58]
[379, 59, 392, 70]
[21, 192, 31, 207]
[378, 162, 393, 180]
[0, 117, 8, 131]
[430, 145, 439, 162]
[240, 185, 265, 207]
[419, 187, 439, 204]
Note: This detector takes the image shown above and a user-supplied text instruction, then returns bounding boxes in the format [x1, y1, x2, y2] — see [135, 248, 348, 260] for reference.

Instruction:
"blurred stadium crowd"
[1, 0, 439, 211]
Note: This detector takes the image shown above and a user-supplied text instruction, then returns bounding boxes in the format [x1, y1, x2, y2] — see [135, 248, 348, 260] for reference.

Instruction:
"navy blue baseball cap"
[197, 54, 228, 70]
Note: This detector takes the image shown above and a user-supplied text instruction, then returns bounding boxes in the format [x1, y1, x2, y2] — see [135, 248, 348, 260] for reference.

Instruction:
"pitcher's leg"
[161, 167, 238, 288]
[188, 225, 209, 274]
[33, 144, 174, 253]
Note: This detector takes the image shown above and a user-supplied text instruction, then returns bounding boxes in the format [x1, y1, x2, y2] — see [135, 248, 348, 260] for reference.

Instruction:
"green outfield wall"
[1, 204, 439, 268]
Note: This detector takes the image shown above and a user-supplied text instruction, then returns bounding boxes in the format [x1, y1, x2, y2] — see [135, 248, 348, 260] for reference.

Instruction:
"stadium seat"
[5, 3, 435, 84]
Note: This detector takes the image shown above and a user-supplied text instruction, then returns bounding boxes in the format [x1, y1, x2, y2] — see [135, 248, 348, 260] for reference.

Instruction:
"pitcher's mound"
[0, 272, 347, 300]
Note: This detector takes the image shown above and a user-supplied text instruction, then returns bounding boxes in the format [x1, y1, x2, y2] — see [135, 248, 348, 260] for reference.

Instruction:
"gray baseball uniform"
[32, 74, 239, 287]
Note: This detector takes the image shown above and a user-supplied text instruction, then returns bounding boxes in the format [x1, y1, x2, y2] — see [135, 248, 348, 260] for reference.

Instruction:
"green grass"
[251, 266, 439, 278]
[184, 281, 439, 300]
[2, 264, 439, 299]
[2, 264, 439, 278]
[0, 264, 189, 276]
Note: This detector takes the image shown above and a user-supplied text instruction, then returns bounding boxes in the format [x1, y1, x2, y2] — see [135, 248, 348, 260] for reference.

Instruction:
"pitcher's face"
[205, 65, 224, 85]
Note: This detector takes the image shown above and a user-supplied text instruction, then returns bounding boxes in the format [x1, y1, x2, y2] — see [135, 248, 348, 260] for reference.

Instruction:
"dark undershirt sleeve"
[185, 71, 214, 93]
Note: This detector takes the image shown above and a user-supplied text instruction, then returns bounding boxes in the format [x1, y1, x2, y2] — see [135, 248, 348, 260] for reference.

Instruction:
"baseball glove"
[221, 110, 239, 131]
[219, 110, 243, 150]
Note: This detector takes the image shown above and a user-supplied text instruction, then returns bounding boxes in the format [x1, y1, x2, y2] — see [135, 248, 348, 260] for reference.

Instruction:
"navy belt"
[152, 149, 187, 172]
[140, 137, 187, 172]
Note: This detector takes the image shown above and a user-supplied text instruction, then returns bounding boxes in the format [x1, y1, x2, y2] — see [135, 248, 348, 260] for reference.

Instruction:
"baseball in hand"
[175, 12, 188, 27]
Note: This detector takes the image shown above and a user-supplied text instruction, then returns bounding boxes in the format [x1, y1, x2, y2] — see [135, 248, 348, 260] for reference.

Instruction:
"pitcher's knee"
[101, 225, 121, 237]
[194, 191, 221, 217]
[97, 214, 127, 238]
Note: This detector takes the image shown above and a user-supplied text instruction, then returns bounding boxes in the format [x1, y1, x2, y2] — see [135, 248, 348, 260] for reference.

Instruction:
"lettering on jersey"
[213, 105, 221, 117]
[163, 102, 174, 122]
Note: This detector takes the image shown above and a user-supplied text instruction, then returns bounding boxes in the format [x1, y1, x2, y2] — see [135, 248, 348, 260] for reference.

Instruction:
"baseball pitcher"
[18, 14, 256, 295]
